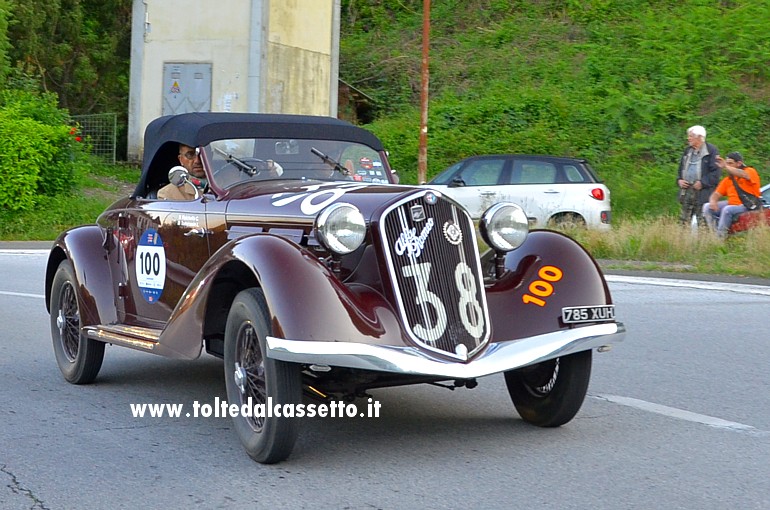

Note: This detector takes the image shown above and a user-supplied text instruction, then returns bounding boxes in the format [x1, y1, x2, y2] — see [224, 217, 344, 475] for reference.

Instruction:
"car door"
[438, 157, 508, 218]
[503, 158, 565, 226]
[111, 196, 212, 328]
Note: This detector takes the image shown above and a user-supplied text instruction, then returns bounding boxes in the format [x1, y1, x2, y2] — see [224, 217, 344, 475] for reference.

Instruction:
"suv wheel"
[548, 213, 587, 229]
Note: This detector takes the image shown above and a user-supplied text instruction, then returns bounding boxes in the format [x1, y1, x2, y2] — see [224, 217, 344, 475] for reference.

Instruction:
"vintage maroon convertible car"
[46, 112, 625, 463]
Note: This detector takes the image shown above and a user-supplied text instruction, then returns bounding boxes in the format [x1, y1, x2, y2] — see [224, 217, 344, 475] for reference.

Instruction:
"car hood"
[222, 180, 434, 224]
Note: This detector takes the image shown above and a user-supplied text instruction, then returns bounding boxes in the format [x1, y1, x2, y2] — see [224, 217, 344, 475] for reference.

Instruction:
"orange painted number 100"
[522, 265, 563, 307]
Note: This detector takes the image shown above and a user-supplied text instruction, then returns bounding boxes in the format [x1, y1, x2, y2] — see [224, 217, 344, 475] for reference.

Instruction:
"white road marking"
[592, 394, 769, 436]
[0, 250, 49, 255]
[0, 290, 45, 299]
[605, 275, 770, 296]
[2, 253, 767, 433]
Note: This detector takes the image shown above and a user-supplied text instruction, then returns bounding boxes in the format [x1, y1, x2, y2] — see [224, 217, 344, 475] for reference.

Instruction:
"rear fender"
[45, 226, 118, 327]
[484, 229, 612, 341]
[158, 234, 407, 359]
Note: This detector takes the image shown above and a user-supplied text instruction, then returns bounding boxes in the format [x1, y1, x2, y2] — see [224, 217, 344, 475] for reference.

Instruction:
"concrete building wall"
[128, 0, 339, 162]
[264, 1, 333, 114]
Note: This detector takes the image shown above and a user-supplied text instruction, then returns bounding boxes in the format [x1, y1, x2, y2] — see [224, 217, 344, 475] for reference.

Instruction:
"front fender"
[485, 229, 612, 341]
[45, 225, 118, 327]
[157, 234, 408, 359]
[159, 231, 615, 360]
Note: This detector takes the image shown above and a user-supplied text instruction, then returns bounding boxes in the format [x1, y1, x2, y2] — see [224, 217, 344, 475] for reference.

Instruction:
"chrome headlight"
[315, 203, 366, 255]
[479, 203, 529, 252]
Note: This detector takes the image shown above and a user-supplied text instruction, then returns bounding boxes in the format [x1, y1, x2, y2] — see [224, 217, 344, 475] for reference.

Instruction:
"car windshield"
[205, 137, 389, 188]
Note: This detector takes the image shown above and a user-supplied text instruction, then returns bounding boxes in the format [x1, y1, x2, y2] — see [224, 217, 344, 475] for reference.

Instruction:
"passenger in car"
[158, 143, 208, 200]
[702, 152, 761, 239]
[676, 125, 721, 227]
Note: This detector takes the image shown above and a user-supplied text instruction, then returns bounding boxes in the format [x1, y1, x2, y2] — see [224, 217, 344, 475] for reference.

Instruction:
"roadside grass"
[2, 164, 769, 279]
[564, 217, 770, 279]
[0, 162, 139, 241]
[81, 162, 139, 193]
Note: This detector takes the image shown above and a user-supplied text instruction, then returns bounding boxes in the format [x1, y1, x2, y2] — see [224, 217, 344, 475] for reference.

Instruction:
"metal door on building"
[162, 63, 212, 115]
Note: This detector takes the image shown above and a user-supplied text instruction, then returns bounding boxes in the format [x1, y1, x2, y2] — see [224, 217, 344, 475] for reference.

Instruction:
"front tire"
[224, 288, 301, 464]
[50, 260, 105, 384]
[504, 350, 592, 427]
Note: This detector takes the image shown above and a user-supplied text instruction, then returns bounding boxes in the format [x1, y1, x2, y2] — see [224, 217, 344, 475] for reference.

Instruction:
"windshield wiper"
[311, 147, 350, 176]
[213, 147, 261, 176]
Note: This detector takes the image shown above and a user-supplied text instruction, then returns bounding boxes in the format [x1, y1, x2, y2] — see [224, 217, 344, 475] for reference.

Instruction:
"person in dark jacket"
[676, 125, 721, 226]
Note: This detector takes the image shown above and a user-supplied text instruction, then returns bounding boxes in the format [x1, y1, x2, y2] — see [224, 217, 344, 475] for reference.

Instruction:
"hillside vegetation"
[3, 0, 770, 277]
[339, 0, 770, 219]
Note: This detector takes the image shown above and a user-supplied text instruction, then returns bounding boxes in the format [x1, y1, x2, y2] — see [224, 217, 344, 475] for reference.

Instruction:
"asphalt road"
[1, 249, 769, 509]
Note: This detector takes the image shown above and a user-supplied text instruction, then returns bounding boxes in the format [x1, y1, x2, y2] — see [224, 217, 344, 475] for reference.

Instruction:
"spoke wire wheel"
[504, 350, 592, 428]
[57, 281, 81, 362]
[520, 358, 559, 397]
[50, 260, 105, 384]
[234, 321, 267, 431]
[224, 288, 301, 464]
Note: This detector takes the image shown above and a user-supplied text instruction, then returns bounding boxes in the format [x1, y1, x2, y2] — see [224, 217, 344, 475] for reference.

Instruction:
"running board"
[84, 324, 161, 351]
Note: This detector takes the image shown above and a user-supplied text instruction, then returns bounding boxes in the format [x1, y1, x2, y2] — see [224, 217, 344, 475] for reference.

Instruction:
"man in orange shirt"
[702, 151, 761, 238]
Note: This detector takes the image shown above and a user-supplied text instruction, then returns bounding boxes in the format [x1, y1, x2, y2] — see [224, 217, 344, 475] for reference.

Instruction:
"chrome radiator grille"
[379, 191, 490, 360]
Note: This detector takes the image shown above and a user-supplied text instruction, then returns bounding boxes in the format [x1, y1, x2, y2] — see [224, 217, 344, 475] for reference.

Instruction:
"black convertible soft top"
[135, 112, 385, 198]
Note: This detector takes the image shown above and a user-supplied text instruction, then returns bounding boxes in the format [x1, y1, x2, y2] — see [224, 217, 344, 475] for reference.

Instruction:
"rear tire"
[548, 213, 586, 229]
[504, 350, 592, 427]
[50, 260, 105, 384]
[224, 288, 301, 464]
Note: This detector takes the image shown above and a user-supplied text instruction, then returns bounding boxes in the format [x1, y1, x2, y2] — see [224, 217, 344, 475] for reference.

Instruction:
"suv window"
[563, 164, 587, 183]
[457, 159, 505, 186]
[511, 160, 558, 184]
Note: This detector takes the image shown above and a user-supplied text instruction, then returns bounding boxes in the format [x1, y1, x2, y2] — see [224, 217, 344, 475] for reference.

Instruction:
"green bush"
[0, 87, 69, 124]
[0, 112, 50, 210]
[36, 124, 80, 196]
[0, 88, 82, 210]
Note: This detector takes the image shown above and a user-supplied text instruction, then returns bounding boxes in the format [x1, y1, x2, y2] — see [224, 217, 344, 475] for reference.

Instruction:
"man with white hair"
[676, 125, 721, 226]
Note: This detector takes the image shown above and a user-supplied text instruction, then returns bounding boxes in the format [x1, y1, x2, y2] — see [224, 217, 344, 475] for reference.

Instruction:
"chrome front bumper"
[266, 322, 625, 379]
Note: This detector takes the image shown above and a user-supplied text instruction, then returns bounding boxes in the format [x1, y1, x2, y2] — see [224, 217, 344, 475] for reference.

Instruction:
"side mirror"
[168, 166, 189, 186]
[390, 170, 400, 184]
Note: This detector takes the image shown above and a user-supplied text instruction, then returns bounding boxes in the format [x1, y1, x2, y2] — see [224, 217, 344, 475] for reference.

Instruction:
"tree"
[6, 0, 131, 115]
[0, 0, 10, 84]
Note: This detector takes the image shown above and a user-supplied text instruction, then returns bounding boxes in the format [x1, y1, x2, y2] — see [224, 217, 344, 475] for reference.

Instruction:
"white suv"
[425, 154, 611, 230]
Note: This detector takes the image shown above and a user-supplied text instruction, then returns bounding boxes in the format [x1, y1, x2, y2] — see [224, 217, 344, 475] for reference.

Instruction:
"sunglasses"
[179, 150, 198, 160]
